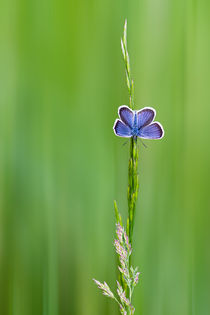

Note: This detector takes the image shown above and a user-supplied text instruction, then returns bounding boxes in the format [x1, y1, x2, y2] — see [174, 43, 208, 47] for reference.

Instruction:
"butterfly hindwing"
[138, 122, 164, 139]
[113, 119, 132, 138]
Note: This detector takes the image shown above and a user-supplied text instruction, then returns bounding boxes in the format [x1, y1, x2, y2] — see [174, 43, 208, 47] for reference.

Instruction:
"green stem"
[127, 137, 139, 246]
[118, 20, 139, 308]
[121, 20, 134, 110]
[121, 20, 139, 248]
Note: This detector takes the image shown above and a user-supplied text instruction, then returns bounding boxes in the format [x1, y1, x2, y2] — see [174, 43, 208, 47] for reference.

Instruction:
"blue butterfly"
[113, 106, 164, 139]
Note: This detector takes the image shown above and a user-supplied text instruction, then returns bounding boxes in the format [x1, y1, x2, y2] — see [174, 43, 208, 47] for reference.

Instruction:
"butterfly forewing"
[137, 107, 156, 129]
[118, 106, 134, 129]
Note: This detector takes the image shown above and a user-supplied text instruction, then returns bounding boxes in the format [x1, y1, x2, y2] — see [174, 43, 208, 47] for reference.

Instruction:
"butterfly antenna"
[122, 140, 129, 146]
[140, 139, 148, 148]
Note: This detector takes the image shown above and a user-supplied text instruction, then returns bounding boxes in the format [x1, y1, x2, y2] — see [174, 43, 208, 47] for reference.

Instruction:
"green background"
[0, 0, 210, 314]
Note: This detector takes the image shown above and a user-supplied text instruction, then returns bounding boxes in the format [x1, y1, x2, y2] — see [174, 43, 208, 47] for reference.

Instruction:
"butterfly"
[113, 105, 164, 139]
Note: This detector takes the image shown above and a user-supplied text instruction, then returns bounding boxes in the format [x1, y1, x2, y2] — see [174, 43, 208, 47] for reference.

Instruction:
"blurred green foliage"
[0, 0, 210, 314]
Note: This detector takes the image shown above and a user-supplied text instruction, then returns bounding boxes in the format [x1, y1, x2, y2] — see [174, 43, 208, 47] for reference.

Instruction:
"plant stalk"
[121, 20, 139, 248]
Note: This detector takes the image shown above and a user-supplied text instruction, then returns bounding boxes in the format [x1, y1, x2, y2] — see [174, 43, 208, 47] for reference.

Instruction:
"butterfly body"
[131, 112, 138, 137]
[113, 106, 164, 140]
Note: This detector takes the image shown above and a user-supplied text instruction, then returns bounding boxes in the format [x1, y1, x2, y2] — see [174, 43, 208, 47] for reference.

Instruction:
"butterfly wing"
[138, 122, 164, 139]
[113, 119, 132, 138]
[118, 106, 134, 128]
[137, 107, 156, 129]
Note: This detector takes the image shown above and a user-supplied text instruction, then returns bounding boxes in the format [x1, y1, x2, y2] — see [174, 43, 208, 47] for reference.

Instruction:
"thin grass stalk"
[127, 137, 139, 246]
[121, 20, 139, 248]
[94, 20, 142, 315]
